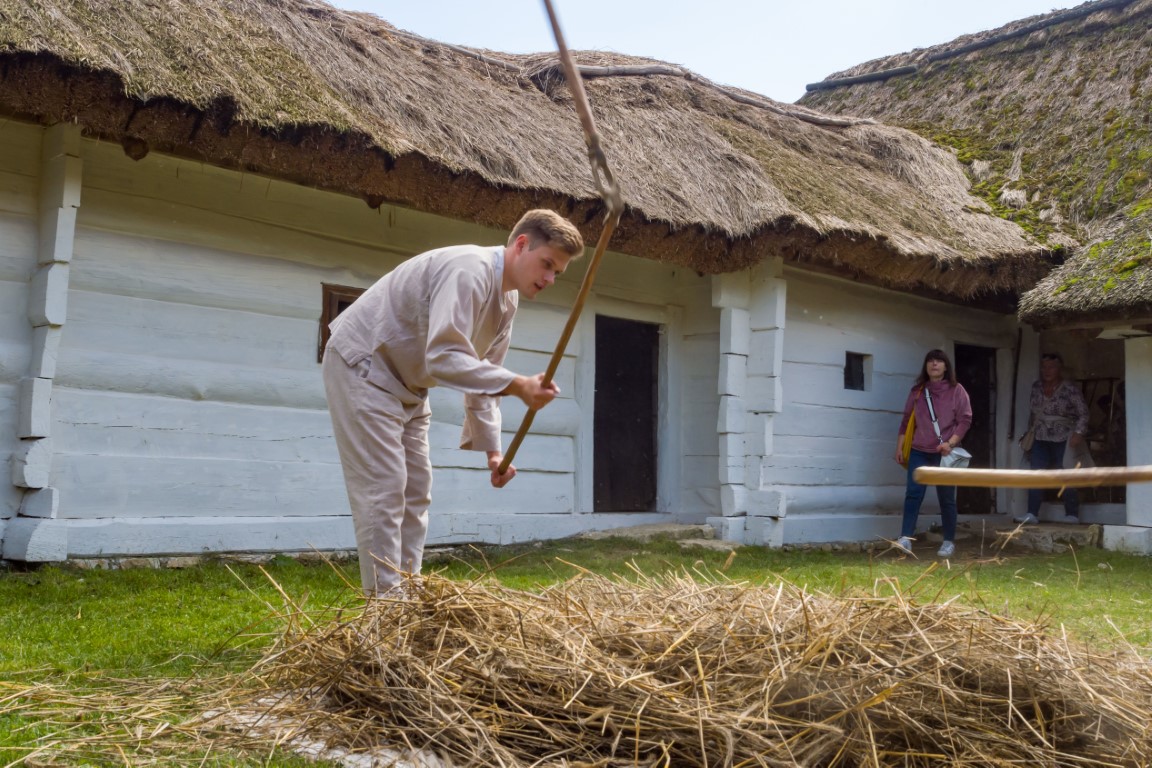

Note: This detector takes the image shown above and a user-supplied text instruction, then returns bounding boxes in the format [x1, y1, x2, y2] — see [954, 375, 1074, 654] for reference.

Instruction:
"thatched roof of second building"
[1017, 203, 1152, 329]
[801, 0, 1152, 326]
[0, 0, 1051, 302]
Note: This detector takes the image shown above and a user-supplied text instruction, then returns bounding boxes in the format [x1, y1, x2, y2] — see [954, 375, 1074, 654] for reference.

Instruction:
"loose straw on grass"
[206, 571, 1152, 767]
[4, 568, 1152, 767]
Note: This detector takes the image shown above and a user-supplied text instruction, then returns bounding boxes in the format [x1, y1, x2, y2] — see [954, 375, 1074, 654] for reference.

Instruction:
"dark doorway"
[594, 315, 659, 512]
[955, 343, 997, 515]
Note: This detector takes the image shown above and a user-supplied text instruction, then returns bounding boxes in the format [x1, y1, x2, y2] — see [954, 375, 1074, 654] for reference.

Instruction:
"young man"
[322, 210, 584, 595]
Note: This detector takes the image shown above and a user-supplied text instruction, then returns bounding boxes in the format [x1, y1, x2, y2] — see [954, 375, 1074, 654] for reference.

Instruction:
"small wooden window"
[318, 283, 365, 362]
[844, 352, 870, 391]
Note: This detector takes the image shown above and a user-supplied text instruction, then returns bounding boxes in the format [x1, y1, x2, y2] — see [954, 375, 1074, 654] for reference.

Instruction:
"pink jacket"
[898, 380, 973, 453]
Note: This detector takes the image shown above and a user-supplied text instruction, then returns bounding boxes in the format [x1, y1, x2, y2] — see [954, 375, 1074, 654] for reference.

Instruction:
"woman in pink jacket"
[894, 349, 973, 558]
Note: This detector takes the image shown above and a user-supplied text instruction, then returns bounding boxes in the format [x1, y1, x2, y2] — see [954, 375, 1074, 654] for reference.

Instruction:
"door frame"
[954, 342, 998, 515]
[576, 296, 682, 515]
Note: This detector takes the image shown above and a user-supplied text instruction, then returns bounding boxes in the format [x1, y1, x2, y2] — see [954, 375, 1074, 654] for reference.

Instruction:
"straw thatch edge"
[1018, 202, 1152, 328]
[0, 0, 1057, 307]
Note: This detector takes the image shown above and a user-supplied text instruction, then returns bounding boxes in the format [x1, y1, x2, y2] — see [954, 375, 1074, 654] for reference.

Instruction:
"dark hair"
[1041, 352, 1063, 364]
[915, 348, 957, 386]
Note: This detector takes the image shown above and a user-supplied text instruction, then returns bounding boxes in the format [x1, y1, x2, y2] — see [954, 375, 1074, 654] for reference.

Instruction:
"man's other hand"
[488, 452, 517, 488]
[504, 373, 560, 411]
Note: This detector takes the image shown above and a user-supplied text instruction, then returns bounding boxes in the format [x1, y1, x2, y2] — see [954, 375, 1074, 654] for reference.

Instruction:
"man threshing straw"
[323, 0, 622, 598]
[322, 211, 584, 596]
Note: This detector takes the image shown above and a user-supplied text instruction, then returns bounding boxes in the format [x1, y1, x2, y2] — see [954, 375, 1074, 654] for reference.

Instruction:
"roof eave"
[0, 49, 1047, 302]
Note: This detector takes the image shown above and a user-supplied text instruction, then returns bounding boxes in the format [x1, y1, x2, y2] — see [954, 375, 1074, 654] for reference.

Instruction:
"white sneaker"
[896, 536, 913, 554]
[937, 541, 955, 558]
[1063, 515, 1081, 524]
[1013, 514, 1039, 525]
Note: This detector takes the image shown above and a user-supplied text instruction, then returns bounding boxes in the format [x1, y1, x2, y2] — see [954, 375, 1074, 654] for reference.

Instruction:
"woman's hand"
[938, 442, 954, 456]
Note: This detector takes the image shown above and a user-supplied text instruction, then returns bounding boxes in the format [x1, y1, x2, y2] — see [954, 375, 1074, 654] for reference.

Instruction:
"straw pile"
[206, 571, 1152, 767]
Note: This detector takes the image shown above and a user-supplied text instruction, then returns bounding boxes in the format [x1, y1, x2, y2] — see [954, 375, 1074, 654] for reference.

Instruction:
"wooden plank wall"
[679, 282, 722, 515]
[17, 124, 719, 556]
[758, 271, 1013, 519]
[8, 114, 1030, 555]
[0, 121, 42, 520]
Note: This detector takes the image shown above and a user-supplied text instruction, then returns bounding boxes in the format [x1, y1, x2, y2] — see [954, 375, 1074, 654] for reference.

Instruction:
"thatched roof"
[800, 0, 1152, 327]
[0, 0, 1052, 305]
[1018, 203, 1152, 329]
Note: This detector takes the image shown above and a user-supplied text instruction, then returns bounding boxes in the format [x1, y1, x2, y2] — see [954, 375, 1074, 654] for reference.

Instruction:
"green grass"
[2, 539, 1151, 765]
[0, 556, 353, 677]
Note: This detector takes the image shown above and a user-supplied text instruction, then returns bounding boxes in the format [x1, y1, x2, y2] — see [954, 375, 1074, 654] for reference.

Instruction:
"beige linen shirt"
[327, 245, 518, 452]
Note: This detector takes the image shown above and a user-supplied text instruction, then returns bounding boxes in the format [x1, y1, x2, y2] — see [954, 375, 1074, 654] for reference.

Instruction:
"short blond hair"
[508, 209, 584, 257]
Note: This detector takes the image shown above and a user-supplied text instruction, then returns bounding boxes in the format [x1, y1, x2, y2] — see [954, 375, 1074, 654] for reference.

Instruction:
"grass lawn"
[1, 538, 1150, 765]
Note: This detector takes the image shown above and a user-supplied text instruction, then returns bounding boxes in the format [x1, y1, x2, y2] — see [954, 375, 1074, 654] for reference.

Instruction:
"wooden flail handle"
[915, 465, 1152, 489]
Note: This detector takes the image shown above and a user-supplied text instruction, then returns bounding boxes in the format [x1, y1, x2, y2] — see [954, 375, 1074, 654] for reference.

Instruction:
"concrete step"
[989, 523, 1102, 553]
[577, 523, 716, 543]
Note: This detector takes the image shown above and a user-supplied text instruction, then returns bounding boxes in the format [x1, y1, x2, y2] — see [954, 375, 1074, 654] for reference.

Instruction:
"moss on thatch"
[1019, 201, 1152, 326]
[800, 0, 1152, 326]
[0, 0, 1050, 303]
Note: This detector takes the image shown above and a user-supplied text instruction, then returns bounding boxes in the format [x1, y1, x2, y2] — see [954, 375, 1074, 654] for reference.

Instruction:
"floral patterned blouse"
[1029, 380, 1089, 442]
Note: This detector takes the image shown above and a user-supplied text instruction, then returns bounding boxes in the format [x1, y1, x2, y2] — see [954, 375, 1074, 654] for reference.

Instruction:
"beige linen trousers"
[322, 351, 433, 595]
[322, 245, 517, 596]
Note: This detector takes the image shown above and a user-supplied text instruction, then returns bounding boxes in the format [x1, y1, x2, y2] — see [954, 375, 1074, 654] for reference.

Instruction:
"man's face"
[508, 237, 571, 299]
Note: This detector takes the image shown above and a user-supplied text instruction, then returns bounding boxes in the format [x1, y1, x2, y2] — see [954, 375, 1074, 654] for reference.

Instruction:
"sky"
[325, 0, 1068, 103]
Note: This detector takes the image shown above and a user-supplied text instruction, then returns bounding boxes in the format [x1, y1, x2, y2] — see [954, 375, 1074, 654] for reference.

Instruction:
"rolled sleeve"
[460, 393, 502, 451]
[425, 269, 516, 396]
[455, 285, 515, 452]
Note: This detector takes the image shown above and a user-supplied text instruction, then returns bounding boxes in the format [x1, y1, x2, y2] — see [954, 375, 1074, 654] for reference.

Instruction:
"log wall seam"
[10, 124, 81, 524]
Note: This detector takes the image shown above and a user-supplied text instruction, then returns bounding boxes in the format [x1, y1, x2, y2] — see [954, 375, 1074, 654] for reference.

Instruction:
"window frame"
[844, 351, 870, 391]
[318, 283, 365, 362]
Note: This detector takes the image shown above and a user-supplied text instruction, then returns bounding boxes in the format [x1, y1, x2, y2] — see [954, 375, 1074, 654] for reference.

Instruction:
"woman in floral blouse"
[1017, 352, 1090, 524]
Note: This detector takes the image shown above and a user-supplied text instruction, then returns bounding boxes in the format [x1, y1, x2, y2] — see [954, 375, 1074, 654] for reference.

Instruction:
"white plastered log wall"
[3, 123, 80, 561]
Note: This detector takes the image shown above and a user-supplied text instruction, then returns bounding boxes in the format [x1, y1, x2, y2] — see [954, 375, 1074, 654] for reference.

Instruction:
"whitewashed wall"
[1, 121, 717, 560]
[676, 281, 723, 516]
[0, 121, 42, 523]
[1106, 336, 1152, 552]
[743, 266, 1017, 546]
[4, 119, 1070, 560]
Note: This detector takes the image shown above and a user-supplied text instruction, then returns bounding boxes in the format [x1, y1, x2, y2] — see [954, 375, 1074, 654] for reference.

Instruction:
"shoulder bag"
[899, 390, 919, 467]
[1019, 425, 1035, 452]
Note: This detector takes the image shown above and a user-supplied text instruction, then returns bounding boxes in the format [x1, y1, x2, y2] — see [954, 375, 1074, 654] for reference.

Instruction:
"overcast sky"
[325, 0, 1067, 103]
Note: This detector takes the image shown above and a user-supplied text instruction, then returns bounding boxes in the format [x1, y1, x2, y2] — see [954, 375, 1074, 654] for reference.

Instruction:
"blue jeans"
[1027, 439, 1079, 518]
[902, 449, 957, 541]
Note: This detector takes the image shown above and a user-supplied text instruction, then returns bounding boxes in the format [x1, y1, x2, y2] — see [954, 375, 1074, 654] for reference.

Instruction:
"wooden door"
[594, 315, 659, 512]
[955, 343, 996, 515]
